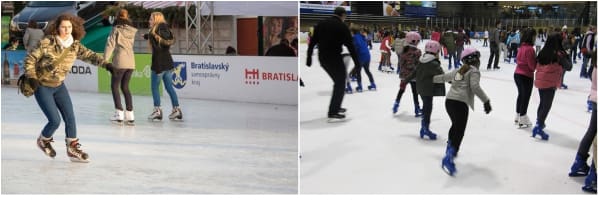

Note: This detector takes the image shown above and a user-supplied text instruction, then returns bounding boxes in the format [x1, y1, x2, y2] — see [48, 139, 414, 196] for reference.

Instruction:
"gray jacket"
[104, 22, 138, 69]
[23, 28, 44, 52]
[433, 65, 489, 110]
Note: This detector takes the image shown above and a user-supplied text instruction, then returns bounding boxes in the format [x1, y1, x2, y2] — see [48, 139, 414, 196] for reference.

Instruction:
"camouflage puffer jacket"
[24, 35, 107, 87]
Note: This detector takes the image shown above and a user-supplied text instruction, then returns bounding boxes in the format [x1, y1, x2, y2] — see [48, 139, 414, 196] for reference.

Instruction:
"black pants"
[396, 80, 420, 108]
[577, 102, 597, 158]
[320, 55, 346, 115]
[446, 99, 469, 152]
[514, 74, 534, 116]
[536, 88, 557, 127]
[487, 43, 499, 68]
[509, 43, 518, 59]
[355, 61, 374, 86]
[111, 69, 134, 111]
[421, 96, 433, 125]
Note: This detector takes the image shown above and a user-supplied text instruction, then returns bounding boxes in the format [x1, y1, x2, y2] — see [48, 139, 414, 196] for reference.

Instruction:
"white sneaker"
[148, 107, 162, 120]
[518, 115, 532, 128]
[125, 110, 135, 124]
[110, 109, 124, 122]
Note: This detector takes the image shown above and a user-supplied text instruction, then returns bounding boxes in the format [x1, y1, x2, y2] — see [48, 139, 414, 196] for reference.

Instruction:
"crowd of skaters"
[306, 7, 597, 193]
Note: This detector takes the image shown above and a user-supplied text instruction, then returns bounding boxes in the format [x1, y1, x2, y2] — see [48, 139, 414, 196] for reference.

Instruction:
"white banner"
[64, 59, 99, 93]
[170, 55, 298, 105]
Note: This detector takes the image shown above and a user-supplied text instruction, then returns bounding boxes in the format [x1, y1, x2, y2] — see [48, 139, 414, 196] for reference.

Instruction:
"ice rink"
[299, 38, 596, 194]
[1, 87, 298, 194]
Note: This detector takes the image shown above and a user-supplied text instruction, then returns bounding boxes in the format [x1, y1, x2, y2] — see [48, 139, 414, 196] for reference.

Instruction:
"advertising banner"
[384, 1, 437, 17]
[263, 16, 298, 56]
[300, 1, 351, 14]
[64, 59, 99, 93]
[98, 53, 157, 96]
[171, 55, 298, 105]
[1, 50, 26, 81]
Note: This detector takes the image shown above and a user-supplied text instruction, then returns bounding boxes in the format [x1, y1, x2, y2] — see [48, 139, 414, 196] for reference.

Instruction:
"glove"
[484, 100, 492, 114]
[391, 47, 395, 52]
[104, 63, 114, 73]
[306, 56, 312, 67]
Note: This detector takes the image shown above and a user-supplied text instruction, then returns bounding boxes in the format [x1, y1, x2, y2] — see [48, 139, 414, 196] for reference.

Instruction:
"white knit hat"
[562, 25, 568, 30]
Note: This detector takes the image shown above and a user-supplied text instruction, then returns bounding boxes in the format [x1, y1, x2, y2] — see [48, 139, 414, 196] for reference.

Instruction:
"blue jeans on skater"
[151, 70, 180, 107]
[34, 83, 77, 139]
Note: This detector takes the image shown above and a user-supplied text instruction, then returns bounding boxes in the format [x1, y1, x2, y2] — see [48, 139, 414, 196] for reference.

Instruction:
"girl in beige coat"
[105, 9, 138, 125]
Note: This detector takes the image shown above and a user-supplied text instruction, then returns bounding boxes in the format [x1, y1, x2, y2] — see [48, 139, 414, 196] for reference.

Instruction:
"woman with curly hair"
[24, 13, 113, 163]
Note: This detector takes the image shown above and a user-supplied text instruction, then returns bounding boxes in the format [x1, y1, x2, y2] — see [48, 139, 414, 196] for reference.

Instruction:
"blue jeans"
[151, 70, 179, 107]
[34, 83, 77, 138]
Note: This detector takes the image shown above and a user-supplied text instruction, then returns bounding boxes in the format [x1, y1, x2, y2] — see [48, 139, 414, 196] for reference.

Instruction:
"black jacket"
[144, 23, 174, 73]
[307, 16, 359, 65]
[265, 43, 296, 56]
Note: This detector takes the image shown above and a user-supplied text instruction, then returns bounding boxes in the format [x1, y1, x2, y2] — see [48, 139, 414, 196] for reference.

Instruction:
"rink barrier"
[2, 51, 298, 105]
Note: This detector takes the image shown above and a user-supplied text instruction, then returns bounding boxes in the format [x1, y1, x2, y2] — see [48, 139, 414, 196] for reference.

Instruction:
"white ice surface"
[299, 39, 596, 194]
[1, 87, 297, 194]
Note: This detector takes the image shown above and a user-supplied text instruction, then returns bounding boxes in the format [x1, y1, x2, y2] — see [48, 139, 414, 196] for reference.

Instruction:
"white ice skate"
[382, 65, 395, 74]
[517, 115, 532, 128]
[110, 109, 124, 124]
[124, 110, 135, 126]
[169, 107, 183, 120]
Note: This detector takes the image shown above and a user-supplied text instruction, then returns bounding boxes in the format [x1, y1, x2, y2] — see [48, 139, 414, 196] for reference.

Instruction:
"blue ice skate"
[442, 145, 457, 176]
[532, 123, 549, 140]
[392, 101, 399, 114]
[582, 163, 597, 193]
[419, 120, 437, 140]
[356, 85, 363, 93]
[569, 154, 590, 177]
[345, 83, 353, 94]
[367, 82, 377, 91]
[588, 100, 593, 113]
[414, 107, 423, 117]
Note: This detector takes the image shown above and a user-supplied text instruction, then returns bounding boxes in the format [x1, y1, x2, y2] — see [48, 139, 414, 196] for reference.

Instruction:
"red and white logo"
[244, 68, 260, 85]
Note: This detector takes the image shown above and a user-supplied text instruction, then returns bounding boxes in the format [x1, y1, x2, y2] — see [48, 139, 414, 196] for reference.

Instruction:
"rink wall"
[1, 50, 297, 105]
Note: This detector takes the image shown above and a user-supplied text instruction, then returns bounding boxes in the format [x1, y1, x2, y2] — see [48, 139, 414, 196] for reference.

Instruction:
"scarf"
[56, 34, 74, 48]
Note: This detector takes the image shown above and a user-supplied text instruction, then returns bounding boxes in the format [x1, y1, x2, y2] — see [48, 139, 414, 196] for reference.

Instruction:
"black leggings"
[577, 102, 597, 159]
[446, 99, 469, 153]
[396, 80, 420, 108]
[536, 88, 557, 127]
[111, 69, 134, 111]
[421, 96, 433, 125]
[514, 74, 533, 116]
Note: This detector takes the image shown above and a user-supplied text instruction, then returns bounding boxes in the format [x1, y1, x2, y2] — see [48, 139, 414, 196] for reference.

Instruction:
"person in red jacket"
[513, 28, 537, 128]
[532, 33, 569, 140]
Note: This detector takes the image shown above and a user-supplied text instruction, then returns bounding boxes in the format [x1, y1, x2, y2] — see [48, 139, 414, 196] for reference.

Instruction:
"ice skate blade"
[69, 157, 90, 163]
[442, 165, 456, 176]
[111, 120, 124, 125]
[327, 118, 346, 123]
[125, 121, 135, 126]
[517, 124, 531, 129]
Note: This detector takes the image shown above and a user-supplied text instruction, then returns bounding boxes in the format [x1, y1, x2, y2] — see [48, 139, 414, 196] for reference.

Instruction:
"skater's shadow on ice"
[444, 163, 500, 190]
[393, 113, 421, 123]
[300, 118, 351, 130]
[516, 128, 580, 151]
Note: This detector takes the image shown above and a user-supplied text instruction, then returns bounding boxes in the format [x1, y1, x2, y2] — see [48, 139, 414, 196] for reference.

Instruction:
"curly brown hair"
[45, 13, 86, 40]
